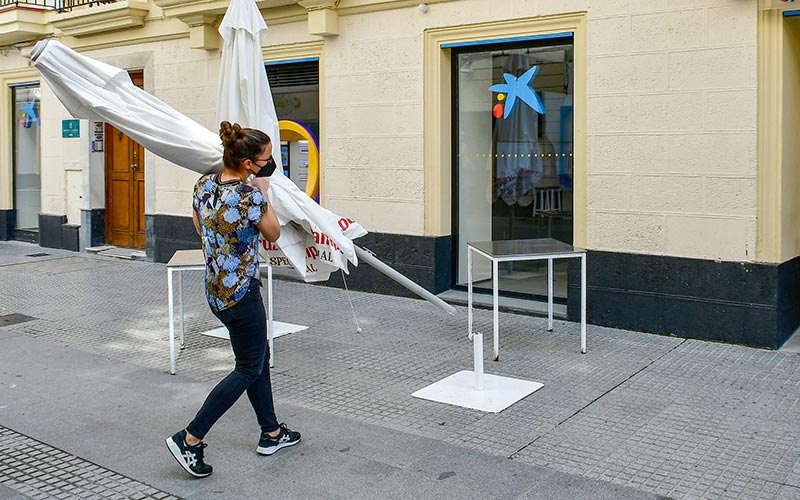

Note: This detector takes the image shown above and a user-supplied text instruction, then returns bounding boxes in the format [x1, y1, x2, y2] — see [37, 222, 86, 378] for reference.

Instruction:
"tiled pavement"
[0, 241, 799, 499]
[0, 426, 179, 500]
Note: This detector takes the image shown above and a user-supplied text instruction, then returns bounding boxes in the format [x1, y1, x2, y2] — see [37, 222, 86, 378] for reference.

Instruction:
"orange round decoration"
[492, 103, 504, 118]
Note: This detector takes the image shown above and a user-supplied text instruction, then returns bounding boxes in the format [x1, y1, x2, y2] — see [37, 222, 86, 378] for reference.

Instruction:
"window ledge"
[0, 7, 49, 46]
[51, 0, 150, 38]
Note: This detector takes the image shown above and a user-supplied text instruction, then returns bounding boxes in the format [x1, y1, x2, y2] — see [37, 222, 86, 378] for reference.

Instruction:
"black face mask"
[255, 157, 277, 177]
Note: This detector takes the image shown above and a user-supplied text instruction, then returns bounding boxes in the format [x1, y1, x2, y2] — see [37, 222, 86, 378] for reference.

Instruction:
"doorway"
[452, 37, 575, 300]
[12, 84, 41, 242]
[104, 70, 145, 248]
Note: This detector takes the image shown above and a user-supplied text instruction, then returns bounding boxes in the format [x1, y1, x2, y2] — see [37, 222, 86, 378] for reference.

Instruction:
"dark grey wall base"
[777, 256, 800, 341]
[143, 213, 800, 348]
[62, 224, 80, 252]
[147, 214, 199, 262]
[0, 210, 14, 241]
[325, 233, 452, 296]
[80, 209, 105, 250]
[566, 251, 800, 349]
[38, 214, 67, 249]
[38, 214, 83, 252]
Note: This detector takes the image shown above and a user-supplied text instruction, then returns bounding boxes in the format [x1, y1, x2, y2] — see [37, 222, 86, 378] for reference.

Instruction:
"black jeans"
[186, 279, 279, 440]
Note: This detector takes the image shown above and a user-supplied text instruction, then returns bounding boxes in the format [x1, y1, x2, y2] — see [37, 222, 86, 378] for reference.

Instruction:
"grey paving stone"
[0, 425, 181, 500]
[1, 240, 800, 500]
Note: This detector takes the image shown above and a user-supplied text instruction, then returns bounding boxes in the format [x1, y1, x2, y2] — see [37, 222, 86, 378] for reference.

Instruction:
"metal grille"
[0, 0, 118, 12]
[0, 0, 56, 7]
[55, 0, 117, 12]
[266, 61, 319, 89]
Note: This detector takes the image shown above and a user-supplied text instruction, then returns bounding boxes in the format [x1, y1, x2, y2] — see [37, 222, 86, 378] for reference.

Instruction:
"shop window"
[453, 37, 574, 300]
[12, 84, 41, 236]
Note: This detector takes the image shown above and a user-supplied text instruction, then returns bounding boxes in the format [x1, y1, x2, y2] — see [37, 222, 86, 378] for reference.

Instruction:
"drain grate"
[24, 253, 50, 257]
[0, 314, 36, 327]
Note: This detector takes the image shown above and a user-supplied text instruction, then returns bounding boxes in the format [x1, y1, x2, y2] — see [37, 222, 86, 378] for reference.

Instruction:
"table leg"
[581, 253, 587, 354]
[177, 270, 185, 349]
[473, 331, 484, 391]
[268, 265, 274, 368]
[547, 257, 554, 332]
[168, 269, 176, 375]
[493, 259, 499, 361]
[468, 248, 473, 339]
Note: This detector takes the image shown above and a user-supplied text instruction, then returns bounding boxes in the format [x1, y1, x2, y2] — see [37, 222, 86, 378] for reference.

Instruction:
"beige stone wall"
[39, 81, 82, 221]
[585, 0, 758, 261]
[315, 0, 759, 259]
[319, 9, 426, 234]
[4, 0, 766, 262]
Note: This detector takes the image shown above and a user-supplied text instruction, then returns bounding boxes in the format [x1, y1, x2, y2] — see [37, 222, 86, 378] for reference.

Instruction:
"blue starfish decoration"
[20, 100, 39, 127]
[489, 66, 545, 119]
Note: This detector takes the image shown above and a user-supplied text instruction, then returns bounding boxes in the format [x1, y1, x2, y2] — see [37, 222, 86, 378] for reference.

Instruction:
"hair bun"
[218, 121, 271, 170]
[219, 120, 245, 149]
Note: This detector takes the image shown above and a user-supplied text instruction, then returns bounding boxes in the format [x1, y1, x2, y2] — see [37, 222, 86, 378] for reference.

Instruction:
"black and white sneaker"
[165, 430, 213, 478]
[256, 423, 301, 456]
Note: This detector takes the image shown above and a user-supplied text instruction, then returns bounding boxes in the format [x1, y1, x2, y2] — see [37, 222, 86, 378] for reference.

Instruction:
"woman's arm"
[192, 208, 202, 237]
[251, 178, 281, 242]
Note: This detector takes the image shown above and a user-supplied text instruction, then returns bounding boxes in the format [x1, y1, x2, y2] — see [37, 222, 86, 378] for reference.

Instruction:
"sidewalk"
[0, 240, 798, 499]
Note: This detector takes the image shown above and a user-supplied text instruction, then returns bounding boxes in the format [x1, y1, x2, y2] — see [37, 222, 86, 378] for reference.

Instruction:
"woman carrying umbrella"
[166, 121, 301, 478]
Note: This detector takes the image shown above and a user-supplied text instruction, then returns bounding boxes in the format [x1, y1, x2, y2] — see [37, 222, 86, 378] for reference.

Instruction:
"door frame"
[422, 13, 587, 245]
[104, 69, 145, 248]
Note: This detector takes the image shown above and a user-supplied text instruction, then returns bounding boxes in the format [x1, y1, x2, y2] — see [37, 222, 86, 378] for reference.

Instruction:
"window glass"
[13, 85, 41, 231]
[267, 61, 319, 187]
[454, 40, 574, 299]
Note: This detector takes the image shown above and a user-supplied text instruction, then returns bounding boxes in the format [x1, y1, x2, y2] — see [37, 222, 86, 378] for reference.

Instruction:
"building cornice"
[50, 0, 151, 38]
[0, 7, 49, 46]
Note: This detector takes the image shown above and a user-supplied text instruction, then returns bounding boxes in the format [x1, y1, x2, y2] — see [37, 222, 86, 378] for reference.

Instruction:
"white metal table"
[166, 249, 274, 375]
[413, 238, 586, 413]
[468, 238, 587, 361]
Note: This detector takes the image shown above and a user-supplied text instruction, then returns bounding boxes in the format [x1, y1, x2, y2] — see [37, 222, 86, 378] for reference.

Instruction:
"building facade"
[1, 0, 799, 348]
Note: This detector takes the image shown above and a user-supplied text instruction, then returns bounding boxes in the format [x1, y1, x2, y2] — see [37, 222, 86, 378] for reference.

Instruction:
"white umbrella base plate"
[412, 370, 544, 413]
[200, 321, 308, 340]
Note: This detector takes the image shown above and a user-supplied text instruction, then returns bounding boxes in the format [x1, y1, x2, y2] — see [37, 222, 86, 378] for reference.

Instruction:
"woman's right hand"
[250, 176, 270, 198]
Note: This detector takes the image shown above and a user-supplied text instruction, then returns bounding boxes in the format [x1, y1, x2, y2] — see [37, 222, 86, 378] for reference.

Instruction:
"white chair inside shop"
[532, 187, 562, 217]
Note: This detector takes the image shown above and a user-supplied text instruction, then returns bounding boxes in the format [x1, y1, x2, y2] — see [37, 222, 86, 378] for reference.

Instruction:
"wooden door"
[105, 70, 145, 248]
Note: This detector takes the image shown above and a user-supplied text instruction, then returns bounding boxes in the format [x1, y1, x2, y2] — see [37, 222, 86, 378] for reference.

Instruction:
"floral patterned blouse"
[193, 173, 267, 311]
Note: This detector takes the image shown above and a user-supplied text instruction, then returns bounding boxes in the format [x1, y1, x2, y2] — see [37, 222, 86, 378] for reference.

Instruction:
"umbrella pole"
[354, 245, 456, 316]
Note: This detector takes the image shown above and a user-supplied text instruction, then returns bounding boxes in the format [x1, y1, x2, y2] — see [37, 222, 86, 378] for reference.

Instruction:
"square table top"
[166, 249, 204, 268]
[467, 238, 584, 259]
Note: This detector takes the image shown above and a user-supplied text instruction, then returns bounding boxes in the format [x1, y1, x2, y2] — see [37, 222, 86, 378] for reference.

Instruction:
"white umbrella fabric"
[30, 37, 364, 282]
[29, 39, 223, 173]
[29, 35, 455, 314]
[217, 0, 367, 281]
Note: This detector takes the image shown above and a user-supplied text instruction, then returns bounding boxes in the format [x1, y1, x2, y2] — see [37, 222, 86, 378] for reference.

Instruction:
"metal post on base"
[547, 257, 553, 332]
[581, 253, 587, 354]
[473, 332, 484, 391]
[167, 269, 176, 375]
[492, 259, 499, 361]
[468, 248, 473, 339]
[177, 271, 185, 349]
